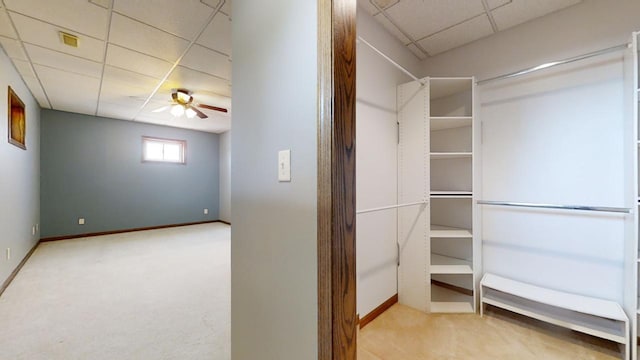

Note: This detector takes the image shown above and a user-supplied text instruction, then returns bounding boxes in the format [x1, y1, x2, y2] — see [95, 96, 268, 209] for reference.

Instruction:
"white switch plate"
[278, 149, 291, 182]
[204, 208, 209, 215]
[32, 226, 35, 236]
[6, 248, 10, 260]
[78, 218, 85, 225]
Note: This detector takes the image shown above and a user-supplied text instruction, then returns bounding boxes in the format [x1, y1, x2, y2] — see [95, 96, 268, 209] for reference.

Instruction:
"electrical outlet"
[78, 218, 85, 225]
[278, 149, 291, 182]
[6, 248, 10, 260]
[204, 208, 209, 215]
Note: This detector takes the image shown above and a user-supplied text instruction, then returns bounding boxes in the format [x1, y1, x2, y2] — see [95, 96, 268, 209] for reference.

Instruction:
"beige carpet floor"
[358, 304, 623, 360]
[0, 223, 230, 360]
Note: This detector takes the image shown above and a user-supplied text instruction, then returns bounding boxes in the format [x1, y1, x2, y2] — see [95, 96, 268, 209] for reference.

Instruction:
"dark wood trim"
[0, 240, 39, 297]
[40, 220, 221, 242]
[431, 279, 474, 297]
[359, 294, 398, 329]
[217, 220, 231, 225]
[317, 0, 357, 358]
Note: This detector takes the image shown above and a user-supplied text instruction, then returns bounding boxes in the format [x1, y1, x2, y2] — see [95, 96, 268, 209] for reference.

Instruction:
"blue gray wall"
[41, 110, 219, 238]
[0, 48, 41, 286]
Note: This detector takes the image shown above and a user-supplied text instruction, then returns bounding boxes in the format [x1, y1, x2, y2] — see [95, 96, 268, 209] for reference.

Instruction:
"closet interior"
[356, 1, 640, 357]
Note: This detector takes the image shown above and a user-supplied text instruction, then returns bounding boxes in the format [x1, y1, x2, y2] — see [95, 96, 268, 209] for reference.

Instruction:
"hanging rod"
[477, 200, 631, 214]
[476, 43, 630, 85]
[357, 200, 427, 215]
[357, 36, 426, 85]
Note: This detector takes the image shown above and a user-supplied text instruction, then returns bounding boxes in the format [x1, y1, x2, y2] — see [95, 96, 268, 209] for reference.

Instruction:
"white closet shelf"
[430, 117, 472, 131]
[431, 282, 474, 313]
[430, 225, 472, 238]
[430, 152, 472, 159]
[430, 253, 473, 274]
[431, 191, 472, 198]
[431, 301, 475, 313]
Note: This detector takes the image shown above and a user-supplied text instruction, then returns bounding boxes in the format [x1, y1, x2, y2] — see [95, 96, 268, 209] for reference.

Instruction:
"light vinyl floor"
[358, 304, 622, 360]
[0, 223, 230, 360]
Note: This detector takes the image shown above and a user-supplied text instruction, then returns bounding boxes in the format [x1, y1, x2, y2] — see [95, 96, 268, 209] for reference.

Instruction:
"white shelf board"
[430, 117, 472, 131]
[431, 253, 473, 274]
[430, 77, 473, 100]
[430, 225, 472, 238]
[431, 282, 474, 313]
[431, 301, 475, 313]
[431, 152, 472, 159]
[431, 191, 472, 198]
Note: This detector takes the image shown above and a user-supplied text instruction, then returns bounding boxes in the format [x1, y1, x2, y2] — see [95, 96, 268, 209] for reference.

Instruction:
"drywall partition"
[0, 47, 40, 286]
[219, 130, 230, 223]
[397, 80, 430, 312]
[479, 54, 627, 303]
[355, 8, 420, 318]
[231, 0, 318, 359]
[40, 110, 219, 238]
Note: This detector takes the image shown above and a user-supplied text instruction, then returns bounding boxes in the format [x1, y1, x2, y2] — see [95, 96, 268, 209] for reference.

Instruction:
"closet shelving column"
[428, 77, 477, 313]
[633, 30, 640, 360]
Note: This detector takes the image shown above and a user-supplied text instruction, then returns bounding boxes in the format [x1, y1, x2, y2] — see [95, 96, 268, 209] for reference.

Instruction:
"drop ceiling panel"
[109, 13, 190, 63]
[99, 66, 160, 107]
[358, 0, 400, 16]
[407, 43, 427, 60]
[4, 0, 109, 39]
[97, 102, 139, 120]
[201, 0, 222, 10]
[10, 58, 49, 108]
[35, 65, 100, 115]
[0, 36, 27, 60]
[113, 0, 214, 40]
[418, 14, 494, 55]
[373, 13, 411, 45]
[0, 10, 17, 38]
[491, 0, 582, 31]
[384, 0, 486, 40]
[25, 44, 102, 78]
[136, 111, 231, 134]
[10, 58, 36, 78]
[165, 66, 231, 97]
[220, 0, 231, 16]
[197, 13, 231, 56]
[10, 13, 105, 62]
[487, 0, 513, 9]
[181, 44, 231, 80]
[105, 44, 172, 80]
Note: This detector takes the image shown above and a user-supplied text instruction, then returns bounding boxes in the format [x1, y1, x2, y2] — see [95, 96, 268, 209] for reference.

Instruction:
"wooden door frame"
[318, 0, 357, 358]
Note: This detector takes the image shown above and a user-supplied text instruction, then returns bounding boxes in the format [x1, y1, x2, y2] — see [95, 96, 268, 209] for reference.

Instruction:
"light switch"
[78, 218, 85, 225]
[278, 149, 291, 182]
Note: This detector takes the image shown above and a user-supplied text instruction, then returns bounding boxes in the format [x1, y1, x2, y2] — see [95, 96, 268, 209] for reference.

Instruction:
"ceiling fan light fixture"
[170, 104, 185, 117]
[185, 107, 197, 119]
[176, 90, 192, 104]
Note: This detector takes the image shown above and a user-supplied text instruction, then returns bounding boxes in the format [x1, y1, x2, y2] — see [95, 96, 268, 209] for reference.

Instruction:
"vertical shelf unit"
[429, 77, 478, 313]
[631, 31, 640, 360]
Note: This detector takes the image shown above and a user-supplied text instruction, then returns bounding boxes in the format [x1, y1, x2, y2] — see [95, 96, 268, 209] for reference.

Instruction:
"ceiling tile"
[100, 65, 161, 101]
[10, 58, 36, 78]
[220, 0, 231, 16]
[97, 102, 140, 120]
[201, 0, 222, 9]
[10, 13, 105, 62]
[385, 0, 485, 41]
[0, 10, 17, 38]
[486, 0, 512, 9]
[417, 14, 494, 55]
[4, 0, 109, 39]
[136, 110, 231, 134]
[373, 13, 411, 45]
[358, 0, 400, 16]
[165, 66, 231, 97]
[105, 44, 173, 80]
[10, 58, 50, 108]
[0, 36, 27, 60]
[197, 13, 231, 56]
[25, 43, 102, 78]
[109, 13, 189, 63]
[406, 43, 427, 60]
[492, 0, 582, 31]
[180, 44, 231, 80]
[34, 64, 100, 115]
[89, 0, 112, 9]
[113, 0, 214, 40]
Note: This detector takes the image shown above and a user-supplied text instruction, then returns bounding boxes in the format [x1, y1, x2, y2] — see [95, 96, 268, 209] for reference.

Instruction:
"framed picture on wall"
[8, 86, 26, 150]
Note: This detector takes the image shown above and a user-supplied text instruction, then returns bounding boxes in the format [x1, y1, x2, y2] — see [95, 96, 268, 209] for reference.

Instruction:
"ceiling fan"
[153, 88, 228, 119]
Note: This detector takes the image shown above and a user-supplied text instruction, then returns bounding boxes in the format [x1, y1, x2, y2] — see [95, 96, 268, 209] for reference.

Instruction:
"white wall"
[418, 0, 640, 305]
[0, 47, 40, 285]
[231, 1, 318, 358]
[218, 130, 230, 223]
[356, 8, 418, 317]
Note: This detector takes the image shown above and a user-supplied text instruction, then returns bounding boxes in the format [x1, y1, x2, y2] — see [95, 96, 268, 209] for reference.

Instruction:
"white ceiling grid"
[0, 0, 233, 133]
[359, 0, 583, 58]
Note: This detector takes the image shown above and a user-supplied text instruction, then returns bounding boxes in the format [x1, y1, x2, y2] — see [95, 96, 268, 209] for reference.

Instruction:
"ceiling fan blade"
[152, 105, 170, 113]
[196, 103, 228, 113]
[191, 107, 208, 119]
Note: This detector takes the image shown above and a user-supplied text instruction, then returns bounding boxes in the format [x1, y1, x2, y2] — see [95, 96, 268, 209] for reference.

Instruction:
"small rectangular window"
[142, 137, 186, 164]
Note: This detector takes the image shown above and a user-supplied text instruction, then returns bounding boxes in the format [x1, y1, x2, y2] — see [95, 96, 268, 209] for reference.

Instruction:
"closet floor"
[358, 304, 620, 360]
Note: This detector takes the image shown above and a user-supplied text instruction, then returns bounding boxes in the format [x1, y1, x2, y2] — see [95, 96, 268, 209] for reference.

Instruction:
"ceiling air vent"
[59, 32, 79, 48]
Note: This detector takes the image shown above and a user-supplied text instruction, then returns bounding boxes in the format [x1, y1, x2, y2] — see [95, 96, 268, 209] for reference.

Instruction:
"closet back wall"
[355, 8, 421, 317]
[40, 110, 220, 238]
[420, 0, 640, 305]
